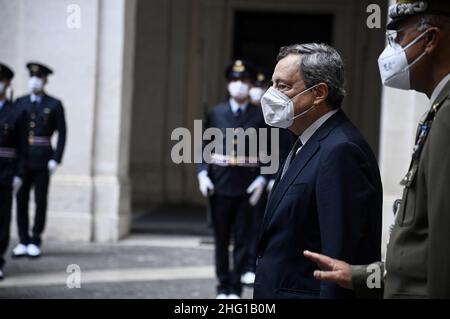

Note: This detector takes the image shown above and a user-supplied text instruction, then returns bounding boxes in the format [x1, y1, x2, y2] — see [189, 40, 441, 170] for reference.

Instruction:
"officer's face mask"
[378, 29, 429, 90]
[28, 76, 45, 94]
[261, 84, 319, 129]
[0, 81, 6, 96]
[228, 80, 250, 100]
[249, 87, 265, 103]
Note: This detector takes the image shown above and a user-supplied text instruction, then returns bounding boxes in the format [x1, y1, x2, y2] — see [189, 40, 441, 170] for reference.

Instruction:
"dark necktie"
[280, 138, 303, 179]
[235, 107, 243, 118]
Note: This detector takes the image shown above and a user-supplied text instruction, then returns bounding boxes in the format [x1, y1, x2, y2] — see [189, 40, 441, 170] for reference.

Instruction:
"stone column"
[378, 88, 429, 256]
[0, 0, 136, 242]
[92, 0, 136, 242]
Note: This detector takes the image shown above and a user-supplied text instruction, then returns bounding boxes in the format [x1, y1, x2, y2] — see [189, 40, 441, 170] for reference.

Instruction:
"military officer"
[197, 60, 269, 299]
[12, 62, 66, 259]
[304, 0, 450, 298]
[249, 71, 270, 106]
[0, 63, 27, 279]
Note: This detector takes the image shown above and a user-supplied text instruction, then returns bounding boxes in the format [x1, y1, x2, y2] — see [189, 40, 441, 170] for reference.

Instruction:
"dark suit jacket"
[254, 110, 383, 299]
[15, 94, 66, 170]
[0, 100, 28, 186]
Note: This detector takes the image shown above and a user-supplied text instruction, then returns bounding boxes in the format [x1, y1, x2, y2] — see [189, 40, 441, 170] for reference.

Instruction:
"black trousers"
[16, 169, 50, 246]
[210, 194, 252, 295]
[244, 191, 268, 273]
[0, 185, 12, 269]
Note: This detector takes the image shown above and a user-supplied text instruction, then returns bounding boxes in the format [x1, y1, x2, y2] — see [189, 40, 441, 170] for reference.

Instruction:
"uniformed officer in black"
[0, 63, 27, 279]
[12, 62, 66, 258]
[197, 60, 269, 299]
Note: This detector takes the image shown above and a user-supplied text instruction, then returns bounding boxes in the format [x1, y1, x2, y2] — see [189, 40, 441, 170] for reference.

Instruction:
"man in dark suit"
[197, 59, 270, 299]
[12, 62, 66, 259]
[242, 70, 297, 286]
[0, 63, 27, 279]
[254, 43, 383, 299]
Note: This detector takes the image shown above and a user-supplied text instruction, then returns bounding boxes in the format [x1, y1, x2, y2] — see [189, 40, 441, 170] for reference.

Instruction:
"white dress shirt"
[229, 98, 248, 115]
[296, 109, 339, 155]
[30, 94, 43, 104]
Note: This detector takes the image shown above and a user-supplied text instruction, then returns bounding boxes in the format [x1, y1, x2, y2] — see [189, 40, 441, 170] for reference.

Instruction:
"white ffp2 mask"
[28, 76, 45, 93]
[228, 81, 250, 100]
[249, 87, 264, 103]
[378, 30, 429, 90]
[261, 84, 319, 129]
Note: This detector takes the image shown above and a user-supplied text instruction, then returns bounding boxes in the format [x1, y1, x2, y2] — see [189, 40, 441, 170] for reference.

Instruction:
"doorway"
[232, 10, 334, 74]
[128, 0, 386, 236]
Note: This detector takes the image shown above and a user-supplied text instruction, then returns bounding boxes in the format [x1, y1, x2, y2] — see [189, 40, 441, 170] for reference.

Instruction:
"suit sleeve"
[52, 101, 66, 163]
[427, 102, 450, 298]
[316, 142, 382, 298]
[15, 107, 28, 178]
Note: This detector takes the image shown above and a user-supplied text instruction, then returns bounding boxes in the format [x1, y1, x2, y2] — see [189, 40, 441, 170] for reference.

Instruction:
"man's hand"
[303, 250, 353, 290]
[48, 159, 58, 175]
[247, 176, 266, 206]
[12, 176, 23, 195]
[197, 171, 214, 197]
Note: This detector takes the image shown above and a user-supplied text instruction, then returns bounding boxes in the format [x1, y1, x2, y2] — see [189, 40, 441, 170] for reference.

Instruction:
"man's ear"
[313, 82, 329, 105]
[424, 27, 440, 54]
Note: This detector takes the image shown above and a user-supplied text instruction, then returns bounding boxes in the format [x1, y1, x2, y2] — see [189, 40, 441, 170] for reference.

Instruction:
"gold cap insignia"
[233, 60, 245, 73]
[31, 65, 39, 73]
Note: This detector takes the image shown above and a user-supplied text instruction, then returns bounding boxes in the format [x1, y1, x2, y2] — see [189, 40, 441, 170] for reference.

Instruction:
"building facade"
[0, 0, 428, 254]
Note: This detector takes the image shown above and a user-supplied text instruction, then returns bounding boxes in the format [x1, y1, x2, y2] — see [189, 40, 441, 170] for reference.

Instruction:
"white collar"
[0, 99, 5, 109]
[430, 72, 450, 105]
[30, 94, 43, 103]
[297, 109, 339, 153]
[229, 98, 248, 114]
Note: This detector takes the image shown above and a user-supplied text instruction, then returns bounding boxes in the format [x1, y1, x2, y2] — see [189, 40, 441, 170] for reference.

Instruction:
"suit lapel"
[236, 103, 253, 127]
[260, 139, 320, 233]
[259, 110, 348, 238]
[0, 102, 6, 116]
[40, 94, 50, 110]
[225, 102, 239, 126]
[0, 101, 12, 118]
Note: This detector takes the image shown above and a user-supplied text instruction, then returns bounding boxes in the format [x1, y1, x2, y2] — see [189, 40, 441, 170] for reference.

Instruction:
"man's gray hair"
[277, 43, 346, 109]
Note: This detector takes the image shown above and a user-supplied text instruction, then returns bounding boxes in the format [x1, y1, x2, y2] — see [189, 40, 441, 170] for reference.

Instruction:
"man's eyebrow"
[272, 78, 285, 84]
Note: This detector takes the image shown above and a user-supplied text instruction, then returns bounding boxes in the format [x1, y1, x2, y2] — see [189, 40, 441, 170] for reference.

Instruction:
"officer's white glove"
[266, 179, 275, 193]
[12, 176, 23, 195]
[48, 160, 58, 175]
[247, 176, 267, 206]
[197, 171, 214, 197]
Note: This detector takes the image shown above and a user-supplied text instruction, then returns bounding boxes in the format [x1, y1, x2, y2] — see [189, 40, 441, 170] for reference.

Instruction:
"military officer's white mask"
[249, 87, 265, 103]
[378, 29, 429, 90]
[228, 80, 250, 100]
[28, 76, 45, 94]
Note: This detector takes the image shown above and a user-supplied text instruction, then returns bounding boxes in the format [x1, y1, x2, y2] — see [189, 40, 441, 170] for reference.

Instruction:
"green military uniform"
[385, 75, 450, 298]
[352, 0, 450, 299]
